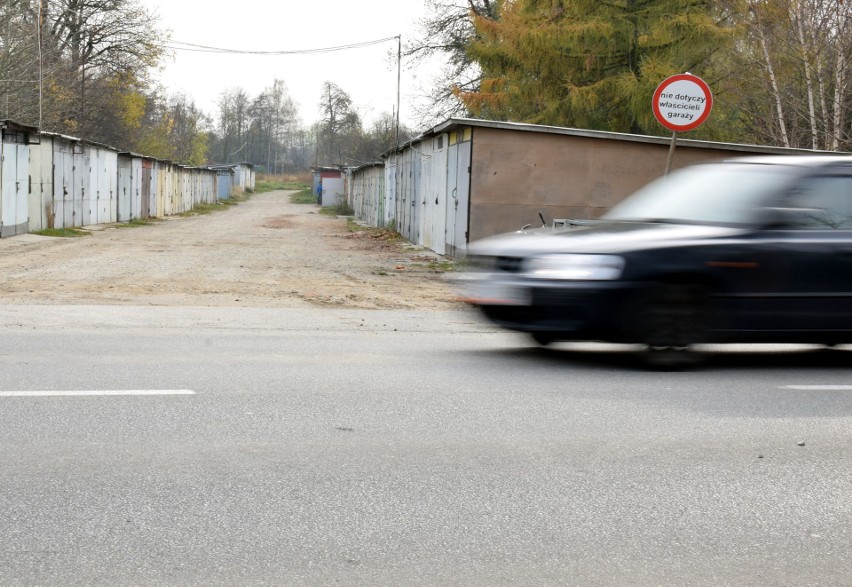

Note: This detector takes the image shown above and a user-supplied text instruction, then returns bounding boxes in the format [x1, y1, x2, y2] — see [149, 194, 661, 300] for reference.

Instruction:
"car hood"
[467, 221, 748, 257]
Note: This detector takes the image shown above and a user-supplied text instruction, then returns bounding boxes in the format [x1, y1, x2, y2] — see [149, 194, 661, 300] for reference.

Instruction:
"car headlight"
[524, 254, 625, 280]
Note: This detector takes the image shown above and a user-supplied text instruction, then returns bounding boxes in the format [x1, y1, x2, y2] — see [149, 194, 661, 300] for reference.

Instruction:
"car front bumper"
[456, 273, 642, 342]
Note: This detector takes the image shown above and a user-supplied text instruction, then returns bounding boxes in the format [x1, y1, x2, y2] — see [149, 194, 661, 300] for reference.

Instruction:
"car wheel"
[637, 283, 711, 370]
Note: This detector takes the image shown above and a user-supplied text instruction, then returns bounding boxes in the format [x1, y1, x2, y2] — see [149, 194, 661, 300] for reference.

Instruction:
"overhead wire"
[165, 36, 399, 56]
[164, 34, 404, 147]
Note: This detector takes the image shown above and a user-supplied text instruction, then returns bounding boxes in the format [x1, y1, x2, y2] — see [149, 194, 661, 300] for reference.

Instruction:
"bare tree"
[270, 79, 300, 173]
[741, 0, 850, 150]
[317, 81, 362, 166]
[0, 0, 45, 124]
[0, 0, 169, 145]
[216, 88, 250, 163]
[132, 91, 210, 165]
[404, 0, 499, 126]
[162, 93, 210, 165]
[246, 79, 299, 173]
[45, 0, 167, 137]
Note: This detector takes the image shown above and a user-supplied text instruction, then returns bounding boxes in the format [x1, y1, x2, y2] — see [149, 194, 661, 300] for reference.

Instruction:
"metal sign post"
[652, 73, 713, 174]
[665, 131, 678, 175]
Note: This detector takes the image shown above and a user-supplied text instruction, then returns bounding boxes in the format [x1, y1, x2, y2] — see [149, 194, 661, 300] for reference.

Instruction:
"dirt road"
[0, 191, 460, 310]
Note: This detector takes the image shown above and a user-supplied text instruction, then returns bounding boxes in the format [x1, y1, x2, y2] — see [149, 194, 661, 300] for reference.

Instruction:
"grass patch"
[255, 179, 308, 193]
[177, 192, 254, 216]
[425, 260, 458, 272]
[34, 228, 91, 237]
[319, 199, 355, 217]
[345, 219, 404, 241]
[290, 188, 316, 204]
[279, 182, 310, 190]
[115, 218, 159, 228]
[255, 173, 311, 194]
[222, 191, 252, 206]
[408, 253, 459, 273]
[345, 218, 370, 231]
[179, 202, 226, 216]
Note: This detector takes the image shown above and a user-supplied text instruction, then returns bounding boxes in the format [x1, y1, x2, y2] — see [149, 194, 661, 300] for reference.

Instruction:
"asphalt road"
[1, 304, 851, 586]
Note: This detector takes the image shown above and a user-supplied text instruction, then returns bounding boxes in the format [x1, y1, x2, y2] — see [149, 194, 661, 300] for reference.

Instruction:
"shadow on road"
[465, 343, 852, 372]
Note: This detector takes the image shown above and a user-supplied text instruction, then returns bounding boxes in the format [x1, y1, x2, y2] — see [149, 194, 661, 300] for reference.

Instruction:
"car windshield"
[602, 163, 799, 225]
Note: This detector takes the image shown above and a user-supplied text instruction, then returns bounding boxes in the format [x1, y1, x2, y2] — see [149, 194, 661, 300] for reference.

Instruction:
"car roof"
[722, 154, 852, 168]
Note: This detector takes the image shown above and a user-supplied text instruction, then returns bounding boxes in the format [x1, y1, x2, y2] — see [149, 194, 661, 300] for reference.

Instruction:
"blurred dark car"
[457, 155, 852, 367]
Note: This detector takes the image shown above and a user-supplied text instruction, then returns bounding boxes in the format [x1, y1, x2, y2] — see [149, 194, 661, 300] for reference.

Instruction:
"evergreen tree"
[459, 0, 740, 136]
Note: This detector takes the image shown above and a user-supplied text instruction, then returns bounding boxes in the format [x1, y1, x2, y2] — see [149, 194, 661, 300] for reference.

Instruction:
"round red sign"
[652, 74, 713, 132]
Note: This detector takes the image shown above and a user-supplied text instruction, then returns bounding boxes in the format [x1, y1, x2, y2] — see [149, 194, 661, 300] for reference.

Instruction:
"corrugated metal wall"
[386, 148, 418, 243]
[0, 139, 29, 237]
[181, 168, 192, 211]
[141, 158, 153, 219]
[419, 141, 434, 251]
[104, 148, 118, 224]
[430, 135, 449, 256]
[87, 145, 102, 224]
[79, 147, 93, 226]
[1, 129, 227, 237]
[157, 161, 170, 218]
[230, 164, 256, 192]
[28, 138, 53, 232]
[53, 138, 79, 229]
[130, 157, 143, 220]
[217, 170, 232, 200]
[446, 132, 472, 258]
[117, 155, 133, 222]
[350, 165, 384, 227]
[85, 144, 118, 225]
[354, 130, 469, 258]
[414, 136, 451, 256]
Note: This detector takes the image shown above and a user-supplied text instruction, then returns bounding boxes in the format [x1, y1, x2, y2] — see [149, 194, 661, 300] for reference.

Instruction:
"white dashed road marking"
[0, 390, 196, 397]
[783, 385, 852, 391]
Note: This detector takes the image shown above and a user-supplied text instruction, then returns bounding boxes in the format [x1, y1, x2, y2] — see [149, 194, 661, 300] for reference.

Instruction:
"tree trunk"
[793, 0, 818, 149]
[755, 3, 790, 147]
[810, 10, 830, 150]
[830, 2, 847, 151]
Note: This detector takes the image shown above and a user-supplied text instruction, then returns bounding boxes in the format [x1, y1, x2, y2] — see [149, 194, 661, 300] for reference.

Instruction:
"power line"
[166, 36, 399, 56]
[166, 33, 404, 147]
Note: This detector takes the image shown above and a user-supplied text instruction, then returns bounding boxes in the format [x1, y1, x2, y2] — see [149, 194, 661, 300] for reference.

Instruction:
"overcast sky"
[139, 0, 437, 131]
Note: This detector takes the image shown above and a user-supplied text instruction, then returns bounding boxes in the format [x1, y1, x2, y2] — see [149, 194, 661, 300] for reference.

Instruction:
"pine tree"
[459, 0, 740, 135]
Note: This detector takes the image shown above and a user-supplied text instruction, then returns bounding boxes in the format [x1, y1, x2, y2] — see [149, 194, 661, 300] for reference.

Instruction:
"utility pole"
[38, 0, 45, 130]
[395, 35, 401, 147]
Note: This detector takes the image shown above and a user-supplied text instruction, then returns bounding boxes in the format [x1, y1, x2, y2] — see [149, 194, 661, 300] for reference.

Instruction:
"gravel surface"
[0, 190, 461, 310]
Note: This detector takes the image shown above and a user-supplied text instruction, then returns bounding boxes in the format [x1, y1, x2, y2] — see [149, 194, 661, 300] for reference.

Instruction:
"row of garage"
[347, 118, 828, 258]
[348, 127, 472, 258]
[1, 120, 255, 238]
